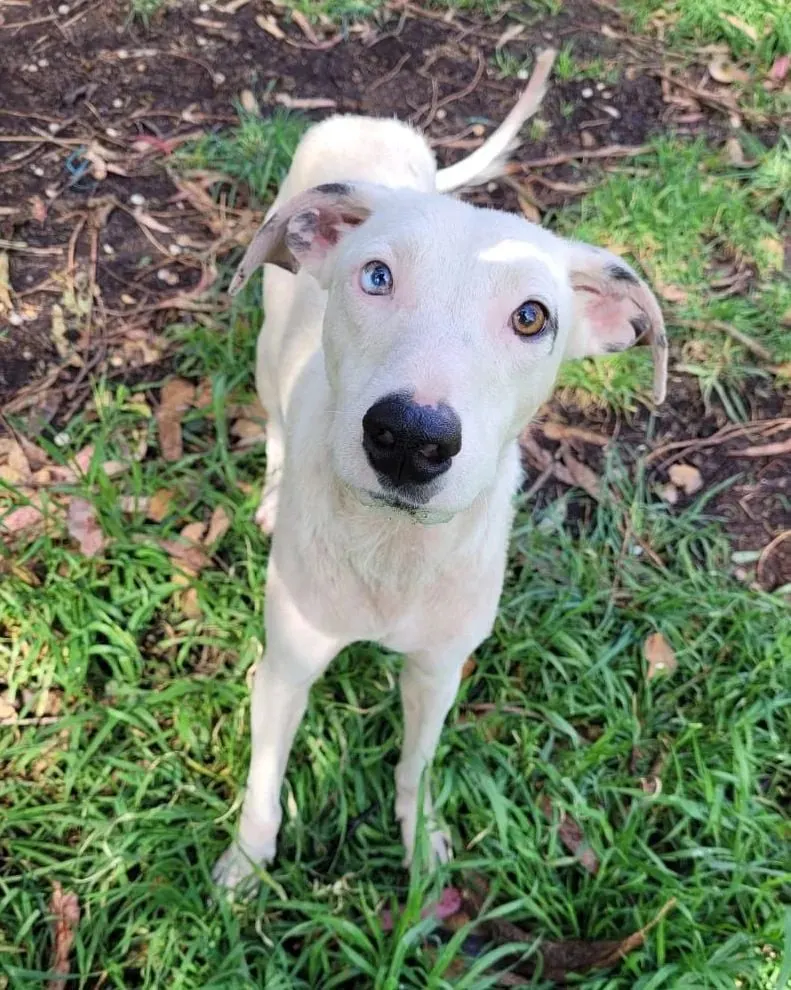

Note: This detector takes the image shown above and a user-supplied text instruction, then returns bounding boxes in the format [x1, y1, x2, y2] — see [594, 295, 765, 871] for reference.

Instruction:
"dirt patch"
[1, 0, 740, 407]
[1, 0, 788, 585]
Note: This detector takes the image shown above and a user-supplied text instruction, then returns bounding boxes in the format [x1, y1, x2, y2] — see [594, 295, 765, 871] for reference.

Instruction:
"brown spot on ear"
[608, 263, 639, 285]
[316, 182, 351, 195]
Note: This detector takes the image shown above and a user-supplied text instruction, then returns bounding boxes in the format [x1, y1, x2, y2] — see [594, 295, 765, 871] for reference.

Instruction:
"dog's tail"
[434, 48, 557, 194]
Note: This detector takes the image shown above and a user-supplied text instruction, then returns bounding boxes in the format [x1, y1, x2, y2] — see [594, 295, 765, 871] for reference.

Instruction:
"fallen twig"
[518, 145, 651, 169]
[757, 530, 791, 587]
[676, 318, 771, 361]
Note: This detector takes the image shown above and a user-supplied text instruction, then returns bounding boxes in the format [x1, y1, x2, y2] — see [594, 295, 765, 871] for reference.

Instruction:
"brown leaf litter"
[384, 873, 676, 984]
[643, 632, 678, 680]
[47, 883, 80, 990]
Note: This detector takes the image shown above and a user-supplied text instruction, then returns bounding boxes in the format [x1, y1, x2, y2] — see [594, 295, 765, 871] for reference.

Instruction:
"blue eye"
[511, 300, 548, 337]
[360, 261, 393, 296]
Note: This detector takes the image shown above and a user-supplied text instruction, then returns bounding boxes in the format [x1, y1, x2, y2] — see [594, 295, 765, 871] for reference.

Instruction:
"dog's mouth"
[355, 488, 456, 525]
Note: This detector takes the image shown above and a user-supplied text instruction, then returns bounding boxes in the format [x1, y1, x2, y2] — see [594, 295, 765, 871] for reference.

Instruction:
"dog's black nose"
[362, 394, 462, 487]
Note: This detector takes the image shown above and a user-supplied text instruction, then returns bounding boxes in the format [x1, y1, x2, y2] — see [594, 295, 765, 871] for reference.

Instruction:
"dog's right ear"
[229, 182, 377, 295]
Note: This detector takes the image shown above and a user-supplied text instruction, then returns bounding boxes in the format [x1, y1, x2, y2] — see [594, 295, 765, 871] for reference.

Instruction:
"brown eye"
[511, 300, 548, 338]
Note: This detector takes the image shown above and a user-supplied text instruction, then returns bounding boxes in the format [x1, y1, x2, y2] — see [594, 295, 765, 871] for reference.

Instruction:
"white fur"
[214, 86, 667, 891]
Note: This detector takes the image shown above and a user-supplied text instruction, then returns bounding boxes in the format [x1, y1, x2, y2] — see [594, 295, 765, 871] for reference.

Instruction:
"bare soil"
[1, 0, 789, 586]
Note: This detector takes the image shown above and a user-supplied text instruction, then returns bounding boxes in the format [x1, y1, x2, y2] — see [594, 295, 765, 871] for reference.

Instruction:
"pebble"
[48, 122, 60, 134]
[602, 90, 613, 99]
[45, 186, 58, 199]
[121, 293, 136, 305]
[112, 98, 123, 109]
[214, 72, 226, 85]
[22, 348, 33, 359]
[109, 354, 125, 368]
[129, 193, 146, 206]
[486, 182, 498, 193]
[54, 432, 70, 448]
[435, 108, 447, 121]
[102, 243, 115, 255]
[168, 244, 181, 256]
[601, 105, 621, 119]
[105, 127, 120, 138]
[199, 1, 210, 9]
[157, 268, 179, 286]
[31, 166, 44, 177]
[8, 312, 24, 327]
[26, 64, 39, 73]
[137, 62, 146, 72]
[581, 87, 593, 99]
[57, 3, 70, 13]
[196, 36, 208, 47]
[596, 82, 605, 91]
[38, 58, 49, 68]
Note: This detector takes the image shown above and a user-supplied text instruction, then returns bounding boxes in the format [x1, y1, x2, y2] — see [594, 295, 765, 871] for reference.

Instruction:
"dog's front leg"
[396, 645, 476, 868]
[213, 577, 344, 891]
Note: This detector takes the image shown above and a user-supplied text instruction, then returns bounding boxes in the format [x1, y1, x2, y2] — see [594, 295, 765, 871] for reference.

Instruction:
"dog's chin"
[353, 487, 457, 526]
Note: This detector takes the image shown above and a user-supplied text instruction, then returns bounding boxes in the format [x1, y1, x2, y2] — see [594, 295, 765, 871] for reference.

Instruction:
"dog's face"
[231, 183, 667, 522]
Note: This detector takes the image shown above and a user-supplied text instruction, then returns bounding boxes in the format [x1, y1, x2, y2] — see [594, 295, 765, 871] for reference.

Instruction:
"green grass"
[3, 33, 791, 990]
[552, 137, 791, 412]
[1, 356, 789, 985]
[619, 0, 791, 67]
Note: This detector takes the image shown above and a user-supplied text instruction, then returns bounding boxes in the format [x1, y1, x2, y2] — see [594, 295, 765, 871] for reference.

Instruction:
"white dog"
[213, 52, 667, 890]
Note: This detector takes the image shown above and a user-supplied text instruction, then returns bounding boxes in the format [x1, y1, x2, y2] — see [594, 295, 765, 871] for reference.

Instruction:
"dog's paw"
[401, 822, 453, 870]
[212, 844, 264, 898]
[254, 488, 279, 535]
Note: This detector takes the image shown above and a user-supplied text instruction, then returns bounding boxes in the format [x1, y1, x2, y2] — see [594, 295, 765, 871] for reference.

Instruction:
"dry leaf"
[179, 586, 202, 619]
[655, 280, 689, 304]
[47, 883, 80, 990]
[768, 54, 790, 82]
[67, 498, 106, 557]
[148, 488, 175, 522]
[517, 193, 541, 224]
[758, 236, 784, 271]
[0, 442, 32, 485]
[133, 210, 173, 235]
[0, 695, 17, 725]
[160, 538, 210, 576]
[72, 444, 95, 476]
[180, 520, 206, 544]
[231, 418, 266, 441]
[255, 13, 285, 39]
[1, 504, 45, 534]
[461, 657, 476, 679]
[240, 89, 260, 115]
[720, 13, 758, 42]
[195, 379, 214, 409]
[540, 797, 599, 874]
[658, 483, 680, 505]
[205, 505, 231, 547]
[559, 448, 601, 501]
[725, 135, 745, 165]
[708, 55, 749, 84]
[668, 462, 703, 495]
[644, 632, 677, 680]
[157, 378, 195, 462]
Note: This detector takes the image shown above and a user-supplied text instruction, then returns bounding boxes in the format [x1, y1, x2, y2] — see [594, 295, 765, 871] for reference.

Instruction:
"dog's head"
[232, 182, 667, 522]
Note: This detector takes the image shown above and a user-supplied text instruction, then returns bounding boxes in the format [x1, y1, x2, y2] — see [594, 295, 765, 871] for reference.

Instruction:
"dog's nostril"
[419, 443, 441, 462]
[376, 429, 396, 448]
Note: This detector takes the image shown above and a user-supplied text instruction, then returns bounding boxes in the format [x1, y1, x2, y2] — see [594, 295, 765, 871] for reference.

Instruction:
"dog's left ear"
[229, 182, 378, 295]
[564, 244, 668, 404]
